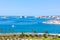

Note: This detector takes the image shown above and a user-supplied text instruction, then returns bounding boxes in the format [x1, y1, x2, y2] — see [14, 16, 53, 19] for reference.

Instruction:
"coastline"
[0, 33, 60, 36]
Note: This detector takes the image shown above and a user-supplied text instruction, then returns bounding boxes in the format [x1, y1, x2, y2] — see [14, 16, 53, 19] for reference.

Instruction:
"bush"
[43, 34, 47, 38]
[58, 36, 60, 38]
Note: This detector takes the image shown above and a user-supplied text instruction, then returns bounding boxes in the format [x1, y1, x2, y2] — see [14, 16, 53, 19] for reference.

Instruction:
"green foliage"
[43, 34, 47, 38]
[58, 36, 60, 38]
[34, 34, 38, 37]
[25, 35, 29, 37]
[19, 32, 25, 38]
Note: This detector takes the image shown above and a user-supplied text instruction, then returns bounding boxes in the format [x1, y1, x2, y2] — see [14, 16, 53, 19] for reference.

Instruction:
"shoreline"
[0, 33, 60, 36]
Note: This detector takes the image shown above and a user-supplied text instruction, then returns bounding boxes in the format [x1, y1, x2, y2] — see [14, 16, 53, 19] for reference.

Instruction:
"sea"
[0, 16, 60, 34]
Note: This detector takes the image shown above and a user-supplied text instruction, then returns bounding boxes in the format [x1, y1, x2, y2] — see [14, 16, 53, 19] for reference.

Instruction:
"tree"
[34, 34, 38, 37]
[33, 30, 38, 38]
[43, 34, 47, 38]
[43, 30, 48, 38]
[29, 34, 33, 38]
[19, 32, 25, 38]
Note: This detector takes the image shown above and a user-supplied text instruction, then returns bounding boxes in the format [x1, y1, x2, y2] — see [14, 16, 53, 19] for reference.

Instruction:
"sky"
[0, 0, 60, 16]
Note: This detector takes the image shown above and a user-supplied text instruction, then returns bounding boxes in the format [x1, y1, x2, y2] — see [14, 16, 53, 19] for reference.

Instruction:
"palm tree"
[25, 34, 29, 37]
[19, 32, 25, 38]
[43, 30, 48, 38]
[29, 34, 33, 38]
[43, 34, 47, 38]
[32, 30, 38, 38]
[34, 34, 38, 38]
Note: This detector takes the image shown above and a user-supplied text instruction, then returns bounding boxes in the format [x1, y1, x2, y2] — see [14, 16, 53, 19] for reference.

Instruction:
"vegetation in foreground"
[0, 32, 60, 40]
[0, 30, 60, 40]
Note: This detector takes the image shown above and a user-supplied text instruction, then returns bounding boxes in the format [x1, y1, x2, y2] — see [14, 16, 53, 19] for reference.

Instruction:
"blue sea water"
[0, 16, 60, 34]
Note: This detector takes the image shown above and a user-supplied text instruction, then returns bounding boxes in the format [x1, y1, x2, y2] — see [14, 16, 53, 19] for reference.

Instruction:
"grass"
[0, 34, 60, 40]
[20, 38, 60, 40]
[27, 38, 60, 40]
[0, 36, 60, 40]
[24, 37, 60, 40]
